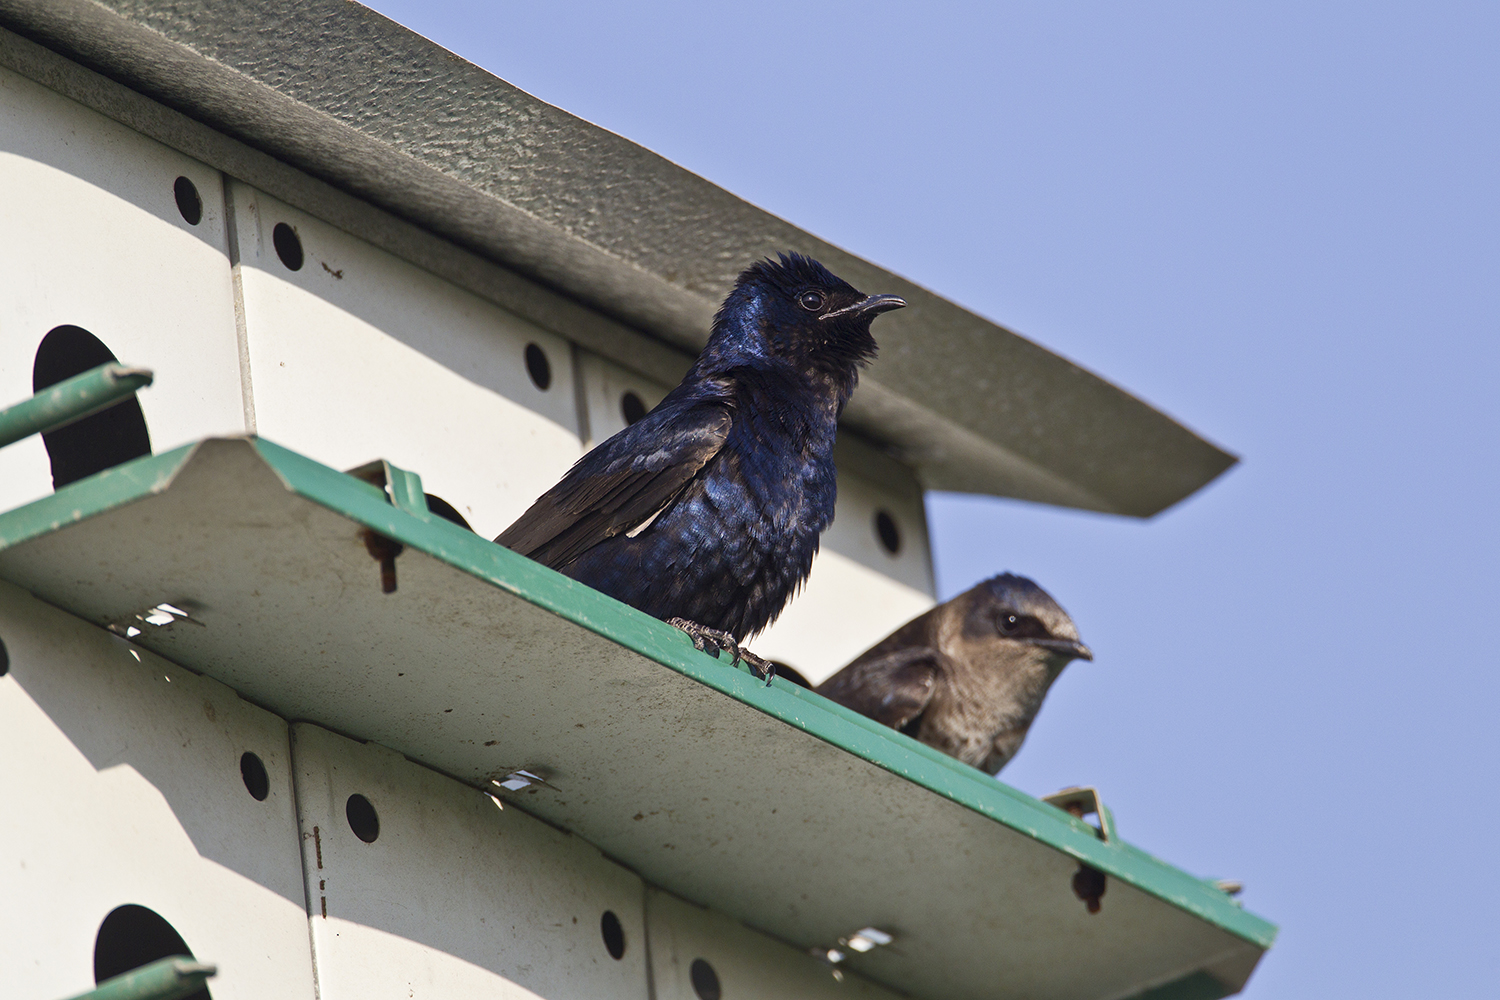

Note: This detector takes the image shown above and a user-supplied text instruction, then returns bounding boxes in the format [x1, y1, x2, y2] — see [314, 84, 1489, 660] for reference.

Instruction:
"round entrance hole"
[525, 343, 552, 390]
[272, 222, 304, 271]
[424, 493, 473, 531]
[346, 793, 380, 843]
[240, 751, 269, 801]
[33, 325, 152, 488]
[621, 391, 648, 425]
[874, 509, 901, 555]
[690, 958, 721, 1000]
[173, 176, 202, 225]
[95, 904, 211, 1000]
[600, 909, 626, 959]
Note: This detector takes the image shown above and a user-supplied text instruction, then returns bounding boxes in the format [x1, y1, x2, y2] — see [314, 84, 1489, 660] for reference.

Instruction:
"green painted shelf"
[0, 438, 1274, 1000]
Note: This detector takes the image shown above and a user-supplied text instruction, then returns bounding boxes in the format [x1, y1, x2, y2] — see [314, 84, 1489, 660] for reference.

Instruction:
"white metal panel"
[574, 351, 936, 683]
[0, 578, 315, 1000]
[575, 350, 669, 449]
[0, 63, 243, 513]
[228, 181, 584, 538]
[646, 889, 901, 1000]
[288, 722, 650, 1000]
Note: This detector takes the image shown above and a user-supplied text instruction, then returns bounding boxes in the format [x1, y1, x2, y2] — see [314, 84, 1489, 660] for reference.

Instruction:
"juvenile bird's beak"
[820, 294, 907, 321]
[1031, 638, 1094, 661]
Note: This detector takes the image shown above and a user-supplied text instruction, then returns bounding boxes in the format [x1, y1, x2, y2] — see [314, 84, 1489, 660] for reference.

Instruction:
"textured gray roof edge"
[0, 0, 1237, 515]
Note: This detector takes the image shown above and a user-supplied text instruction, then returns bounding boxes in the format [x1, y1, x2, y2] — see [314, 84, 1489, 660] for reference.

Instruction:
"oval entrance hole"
[33, 326, 151, 489]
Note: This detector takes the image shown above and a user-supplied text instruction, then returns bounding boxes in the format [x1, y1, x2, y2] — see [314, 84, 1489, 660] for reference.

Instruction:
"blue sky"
[360, 3, 1499, 995]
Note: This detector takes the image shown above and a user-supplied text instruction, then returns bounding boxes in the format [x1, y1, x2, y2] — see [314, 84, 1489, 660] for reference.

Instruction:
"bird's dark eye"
[998, 614, 1020, 635]
[798, 290, 826, 311]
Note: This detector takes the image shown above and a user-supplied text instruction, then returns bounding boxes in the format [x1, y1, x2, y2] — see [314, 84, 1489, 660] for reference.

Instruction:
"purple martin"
[496, 254, 905, 680]
[817, 573, 1092, 772]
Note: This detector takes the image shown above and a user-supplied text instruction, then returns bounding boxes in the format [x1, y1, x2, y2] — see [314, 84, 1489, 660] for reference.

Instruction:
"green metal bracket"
[1041, 786, 1117, 842]
[57, 956, 216, 1000]
[344, 458, 431, 519]
[343, 458, 430, 594]
[0, 363, 154, 450]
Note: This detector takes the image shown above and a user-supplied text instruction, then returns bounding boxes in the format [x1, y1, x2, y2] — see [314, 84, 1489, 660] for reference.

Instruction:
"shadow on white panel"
[227, 183, 583, 539]
[646, 888, 901, 1000]
[0, 579, 315, 1000]
[0, 64, 244, 514]
[290, 723, 649, 1000]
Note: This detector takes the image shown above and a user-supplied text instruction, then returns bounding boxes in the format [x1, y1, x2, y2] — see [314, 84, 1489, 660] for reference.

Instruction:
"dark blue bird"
[496, 254, 905, 680]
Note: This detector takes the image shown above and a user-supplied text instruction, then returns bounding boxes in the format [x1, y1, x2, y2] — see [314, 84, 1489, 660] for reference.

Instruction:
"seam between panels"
[222, 175, 257, 436]
[285, 722, 325, 1000]
[570, 341, 594, 452]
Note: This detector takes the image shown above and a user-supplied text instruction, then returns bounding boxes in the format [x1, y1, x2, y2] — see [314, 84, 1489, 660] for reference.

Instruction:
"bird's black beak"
[820, 293, 907, 321]
[1031, 638, 1094, 662]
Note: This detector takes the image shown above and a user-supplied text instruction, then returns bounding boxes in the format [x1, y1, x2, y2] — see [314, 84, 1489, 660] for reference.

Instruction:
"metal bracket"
[0, 362, 153, 451]
[1044, 787, 1118, 915]
[1042, 786, 1116, 842]
[345, 459, 432, 593]
[59, 955, 216, 1000]
[344, 458, 431, 520]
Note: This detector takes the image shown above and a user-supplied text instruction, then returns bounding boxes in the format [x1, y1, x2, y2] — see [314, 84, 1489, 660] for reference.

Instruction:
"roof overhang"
[0, 0, 1236, 514]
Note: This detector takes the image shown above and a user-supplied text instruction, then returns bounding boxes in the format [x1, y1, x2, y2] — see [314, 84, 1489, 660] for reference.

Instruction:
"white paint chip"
[494, 768, 552, 792]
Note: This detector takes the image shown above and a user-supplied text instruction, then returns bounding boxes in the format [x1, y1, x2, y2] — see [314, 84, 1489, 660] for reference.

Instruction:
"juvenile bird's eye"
[998, 614, 1020, 635]
[798, 290, 826, 311]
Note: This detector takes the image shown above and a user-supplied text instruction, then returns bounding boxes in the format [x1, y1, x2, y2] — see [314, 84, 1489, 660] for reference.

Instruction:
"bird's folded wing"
[818, 647, 944, 732]
[495, 403, 733, 569]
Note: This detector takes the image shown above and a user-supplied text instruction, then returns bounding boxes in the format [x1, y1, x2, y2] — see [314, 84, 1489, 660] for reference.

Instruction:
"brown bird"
[817, 573, 1092, 774]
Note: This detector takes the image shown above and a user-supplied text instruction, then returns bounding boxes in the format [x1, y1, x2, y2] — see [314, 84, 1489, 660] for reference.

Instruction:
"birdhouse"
[0, 4, 1273, 1000]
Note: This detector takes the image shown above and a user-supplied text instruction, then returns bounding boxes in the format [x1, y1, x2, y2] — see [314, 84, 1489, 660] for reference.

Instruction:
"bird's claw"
[668, 618, 739, 661]
[668, 618, 776, 686]
[739, 649, 776, 686]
